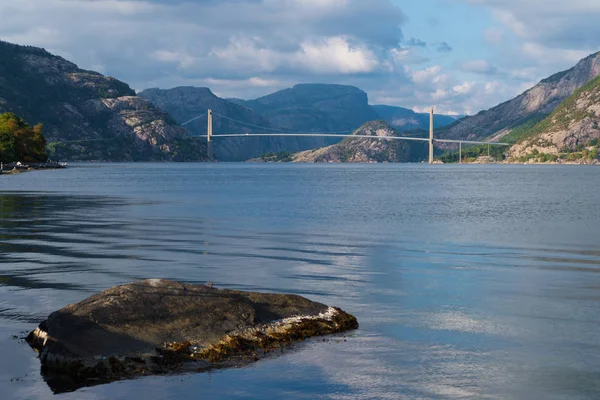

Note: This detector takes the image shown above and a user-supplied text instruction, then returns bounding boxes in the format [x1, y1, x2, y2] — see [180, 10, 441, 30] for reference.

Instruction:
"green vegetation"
[508, 76, 600, 145]
[0, 112, 47, 163]
[500, 113, 547, 144]
[511, 138, 600, 163]
[258, 151, 293, 162]
[514, 151, 559, 163]
[439, 144, 505, 163]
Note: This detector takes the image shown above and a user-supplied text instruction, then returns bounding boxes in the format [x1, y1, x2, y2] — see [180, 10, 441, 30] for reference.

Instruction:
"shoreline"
[0, 162, 66, 175]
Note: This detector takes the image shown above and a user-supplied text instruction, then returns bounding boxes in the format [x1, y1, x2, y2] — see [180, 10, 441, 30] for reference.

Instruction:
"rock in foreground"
[27, 279, 358, 393]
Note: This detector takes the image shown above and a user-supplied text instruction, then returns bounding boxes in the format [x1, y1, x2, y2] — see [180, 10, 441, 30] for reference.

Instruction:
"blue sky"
[1, 0, 600, 115]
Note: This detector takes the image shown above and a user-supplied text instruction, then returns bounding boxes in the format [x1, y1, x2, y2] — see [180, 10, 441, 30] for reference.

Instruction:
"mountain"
[508, 75, 600, 162]
[244, 84, 380, 132]
[0, 40, 206, 162]
[138, 87, 272, 161]
[141, 84, 383, 161]
[289, 120, 427, 163]
[438, 51, 600, 142]
[372, 105, 457, 131]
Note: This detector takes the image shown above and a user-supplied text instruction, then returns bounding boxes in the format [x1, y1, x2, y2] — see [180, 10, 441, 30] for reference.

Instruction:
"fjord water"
[2, 164, 600, 400]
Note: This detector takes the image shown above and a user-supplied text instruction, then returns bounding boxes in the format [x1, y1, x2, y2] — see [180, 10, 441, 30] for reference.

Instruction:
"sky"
[1, 0, 600, 115]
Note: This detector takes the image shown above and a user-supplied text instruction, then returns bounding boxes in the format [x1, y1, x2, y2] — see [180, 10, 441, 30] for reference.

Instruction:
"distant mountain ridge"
[372, 105, 458, 131]
[140, 84, 456, 161]
[0, 40, 207, 161]
[241, 84, 379, 132]
[439, 51, 600, 142]
[140, 84, 385, 160]
[138, 87, 270, 161]
[10, 39, 600, 164]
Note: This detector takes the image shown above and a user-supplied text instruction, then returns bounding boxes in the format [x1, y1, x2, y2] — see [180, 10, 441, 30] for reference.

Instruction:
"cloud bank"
[0, 0, 599, 114]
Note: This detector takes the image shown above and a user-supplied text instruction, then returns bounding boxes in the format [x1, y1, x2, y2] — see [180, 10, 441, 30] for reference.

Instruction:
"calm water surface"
[1, 163, 600, 399]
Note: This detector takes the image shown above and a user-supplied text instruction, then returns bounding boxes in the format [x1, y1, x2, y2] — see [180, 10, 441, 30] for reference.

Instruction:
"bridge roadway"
[191, 133, 511, 147]
[46, 108, 509, 163]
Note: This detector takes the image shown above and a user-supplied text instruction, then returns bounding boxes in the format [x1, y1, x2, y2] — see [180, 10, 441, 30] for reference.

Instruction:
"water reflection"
[1, 165, 600, 399]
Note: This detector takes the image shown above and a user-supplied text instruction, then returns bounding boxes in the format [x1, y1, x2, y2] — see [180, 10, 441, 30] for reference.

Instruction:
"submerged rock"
[26, 279, 358, 393]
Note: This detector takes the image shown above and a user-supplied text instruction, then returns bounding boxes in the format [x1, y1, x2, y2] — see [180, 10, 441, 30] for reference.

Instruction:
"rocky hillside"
[439, 51, 600, 142]
[290, 120, 427, 163]
[508, 76, 600, 162]
[372, 105, 456, 131]
[139, 87, 289, 161]
[0, 40, 206, 161]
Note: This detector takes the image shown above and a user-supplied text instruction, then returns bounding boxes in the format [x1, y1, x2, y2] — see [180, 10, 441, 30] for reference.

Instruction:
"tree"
[0, 113, 47, 163]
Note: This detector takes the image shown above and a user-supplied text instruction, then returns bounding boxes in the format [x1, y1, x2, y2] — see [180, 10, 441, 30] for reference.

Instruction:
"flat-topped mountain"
[0, 40, 206, 161]
[290, 120, 427, 163]
[242, 84, 380, 133]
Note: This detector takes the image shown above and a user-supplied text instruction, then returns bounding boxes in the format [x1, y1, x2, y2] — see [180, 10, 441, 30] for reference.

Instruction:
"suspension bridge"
[185, 107, 509, 163]
[49, 107, 509, 163]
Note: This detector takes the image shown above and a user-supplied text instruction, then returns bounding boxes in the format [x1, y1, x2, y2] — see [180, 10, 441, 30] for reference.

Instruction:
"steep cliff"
[508, 76, 600, 162]
[439, 51, 600, 142]
[0, 40, 206, 161]
[291, 120, 427, 163]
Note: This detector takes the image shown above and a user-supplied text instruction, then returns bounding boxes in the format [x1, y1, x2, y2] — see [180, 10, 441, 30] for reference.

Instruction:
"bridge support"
[207, 109, 213, 161]
[429, 107, 434, 164]
[459, 142, 462, 164]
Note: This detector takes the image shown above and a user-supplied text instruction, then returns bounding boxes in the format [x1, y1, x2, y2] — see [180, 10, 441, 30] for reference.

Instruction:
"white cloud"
[283, 0, 349, 9]
[388, 48, 429, 67]
[409, 65, 442, 84]
[248, 77, 281, 87]
[431, 89, 450, 101]
[210, 36, 282, 73]
[295, 36, 379, 74]
[151, 50, 196, 69]
[464, 0, 600, 59]
[4, 0, 598, 117]
[519, 42, 590, 65]
[484, 81, 501, 94]
[453, 81, 476, 95]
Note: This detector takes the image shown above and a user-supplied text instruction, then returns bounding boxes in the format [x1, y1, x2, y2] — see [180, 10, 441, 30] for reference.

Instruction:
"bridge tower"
[207, 109, 213, 160]
[429, 107, 434, 164]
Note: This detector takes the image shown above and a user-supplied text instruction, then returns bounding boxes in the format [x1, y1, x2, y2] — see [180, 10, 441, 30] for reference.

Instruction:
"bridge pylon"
[429, 107, 434, 164]
[207, 109, 213, 160]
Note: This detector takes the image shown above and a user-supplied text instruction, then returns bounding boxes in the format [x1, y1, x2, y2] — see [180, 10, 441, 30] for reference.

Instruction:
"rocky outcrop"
[291, 120, 427, 163]
[27, 279, 358, 393]
[508, 76, 600, 161]
[0, 40, 207, 161]
[439, 51, 600, 142]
